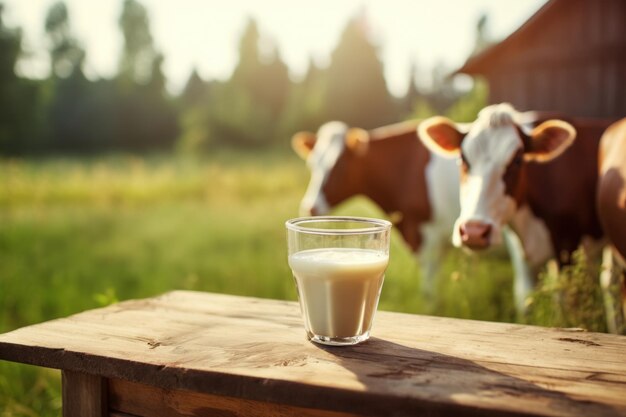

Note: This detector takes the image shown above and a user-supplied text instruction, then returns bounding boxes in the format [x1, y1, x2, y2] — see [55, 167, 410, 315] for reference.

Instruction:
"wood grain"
[1, 291, 625, 416]
[108, 377, 361, 417]
[62, 370, 108, 417]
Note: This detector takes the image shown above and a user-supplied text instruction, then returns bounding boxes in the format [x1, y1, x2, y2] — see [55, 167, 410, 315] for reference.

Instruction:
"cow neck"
[357, 143, 384, 209]
[369, 120, 420, 141]
[358, 131, 423, 216]
[520, 121, 606, 264]
[509, 203, 554, 267]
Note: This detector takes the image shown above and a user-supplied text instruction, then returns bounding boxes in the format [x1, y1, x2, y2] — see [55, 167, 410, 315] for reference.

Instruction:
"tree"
[44, 1, 84, 78]
[254, 46, 290, 119]
[401, 62, 421, 118]
[230, 19, 290, 119]
[179, 68, 210, 109]
[147, 52, 166, 94]
[176, 69, 212, 152]
[44, 1, 114, 152]
[206, 18, 292, 148]
[298, 58, 328, 130]
[472, 14, 491, 56]
[144, 52, 179, 148]
[0, 4, 44, 154]
[324, 15, 397, 128]
[115, 0, 179, 150]
[118, 0, 155, 85]
[230, 18, 261, 93]
[278, 57, 327, 140]
[0, 4, 19, 81]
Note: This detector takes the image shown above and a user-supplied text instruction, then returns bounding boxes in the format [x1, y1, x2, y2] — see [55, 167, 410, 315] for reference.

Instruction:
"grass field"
[0, 151, 606, 416]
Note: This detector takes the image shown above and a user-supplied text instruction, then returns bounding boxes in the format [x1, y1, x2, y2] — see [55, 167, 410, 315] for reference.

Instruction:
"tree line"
[0, 0, 488, 155]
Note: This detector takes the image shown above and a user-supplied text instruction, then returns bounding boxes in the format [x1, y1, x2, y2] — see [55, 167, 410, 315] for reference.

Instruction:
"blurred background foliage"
[0, 0, 488, 156]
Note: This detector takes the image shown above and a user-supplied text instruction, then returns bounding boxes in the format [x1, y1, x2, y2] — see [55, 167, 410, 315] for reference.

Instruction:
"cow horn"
[291, 131, 317, 159]
[346, 128, 369, 156]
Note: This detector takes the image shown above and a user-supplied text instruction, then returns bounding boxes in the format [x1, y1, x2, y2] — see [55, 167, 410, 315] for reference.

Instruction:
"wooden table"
[0, 291, 625, 417]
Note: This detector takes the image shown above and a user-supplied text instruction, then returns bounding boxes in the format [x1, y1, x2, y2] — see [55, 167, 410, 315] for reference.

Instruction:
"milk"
[288, 248, 389, 339]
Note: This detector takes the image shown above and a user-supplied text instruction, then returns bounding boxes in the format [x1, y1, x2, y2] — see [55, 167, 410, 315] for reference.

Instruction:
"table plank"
[0, 290, 625, 417]
[108, 377, 361, 417]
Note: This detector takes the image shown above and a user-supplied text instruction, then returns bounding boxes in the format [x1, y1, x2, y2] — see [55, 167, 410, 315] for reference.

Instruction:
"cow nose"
[459, 221, 492, 250]
[299, 204, 315, 216]
[300, 205, 319, 216]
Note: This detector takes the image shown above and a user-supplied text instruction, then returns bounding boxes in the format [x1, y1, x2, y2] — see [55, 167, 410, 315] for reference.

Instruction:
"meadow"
[0, 151, 606, 416]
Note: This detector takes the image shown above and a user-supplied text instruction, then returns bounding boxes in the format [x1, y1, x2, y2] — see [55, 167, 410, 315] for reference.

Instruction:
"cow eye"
[511, 151, 523, 167]
[459, 152, 470, 172]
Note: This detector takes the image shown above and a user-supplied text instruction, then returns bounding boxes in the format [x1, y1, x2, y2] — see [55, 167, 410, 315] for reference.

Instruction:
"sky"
[3, 0, 547, 96]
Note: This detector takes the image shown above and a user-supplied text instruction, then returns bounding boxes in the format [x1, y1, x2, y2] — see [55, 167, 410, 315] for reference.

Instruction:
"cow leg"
[600, 247, 626, 334]
[397, 217, 421, 254]
[581, 238, 625, 333]
[581, 236, 605, 270]
[502, 226, 537, 319]
[508, 209, 555, 319]
[417, 222, 447, 305]
[622, 270, 626, 335]
[399, 216, 443, 310]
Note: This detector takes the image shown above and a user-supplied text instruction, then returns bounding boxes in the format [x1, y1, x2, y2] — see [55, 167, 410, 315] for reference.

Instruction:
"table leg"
[62, 370, 108, 417]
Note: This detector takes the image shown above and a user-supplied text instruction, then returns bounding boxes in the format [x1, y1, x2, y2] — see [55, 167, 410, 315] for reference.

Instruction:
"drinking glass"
[286, 216, 391, 346]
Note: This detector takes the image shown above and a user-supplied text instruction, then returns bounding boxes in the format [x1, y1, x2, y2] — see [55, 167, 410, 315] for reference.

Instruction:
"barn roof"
[457, 0, 558, 75]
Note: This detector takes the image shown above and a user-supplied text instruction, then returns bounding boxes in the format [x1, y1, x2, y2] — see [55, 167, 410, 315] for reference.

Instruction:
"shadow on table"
[313, 337, 616, 417]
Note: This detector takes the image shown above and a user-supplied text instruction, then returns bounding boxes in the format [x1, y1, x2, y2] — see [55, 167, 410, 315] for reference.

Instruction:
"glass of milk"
[286, 216, 391, 346]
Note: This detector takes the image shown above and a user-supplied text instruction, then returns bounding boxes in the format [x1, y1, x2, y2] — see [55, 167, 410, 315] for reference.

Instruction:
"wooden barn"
[456, 0, 626, 119]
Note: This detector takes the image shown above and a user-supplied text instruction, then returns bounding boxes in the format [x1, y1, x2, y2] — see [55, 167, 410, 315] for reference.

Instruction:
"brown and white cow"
[418, 103, 608, 316]
[292, 120, 460, 298]
[597, 118, 626, 333]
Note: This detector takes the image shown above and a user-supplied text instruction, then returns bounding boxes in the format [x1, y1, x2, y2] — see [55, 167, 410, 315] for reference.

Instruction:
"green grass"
[0, 151, 605, 416]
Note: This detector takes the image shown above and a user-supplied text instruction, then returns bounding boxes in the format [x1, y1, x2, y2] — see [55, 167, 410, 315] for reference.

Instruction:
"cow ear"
[523, 120, 576, 162]
[291, 131, 317, 159]
[346, 128, 369, 156]
[418, 116, 465, 156]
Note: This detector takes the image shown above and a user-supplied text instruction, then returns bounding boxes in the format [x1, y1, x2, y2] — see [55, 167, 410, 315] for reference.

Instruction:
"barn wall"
[481, 0, 626, 118]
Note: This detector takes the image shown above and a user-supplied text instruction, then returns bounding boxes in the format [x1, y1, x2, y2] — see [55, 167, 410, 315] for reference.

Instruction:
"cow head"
[418, 103, 576, 250]
[292, 121, 369, 216]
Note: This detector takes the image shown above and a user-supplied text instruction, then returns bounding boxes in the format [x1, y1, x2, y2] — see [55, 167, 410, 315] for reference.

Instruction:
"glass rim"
[285, 216, 392, 235]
